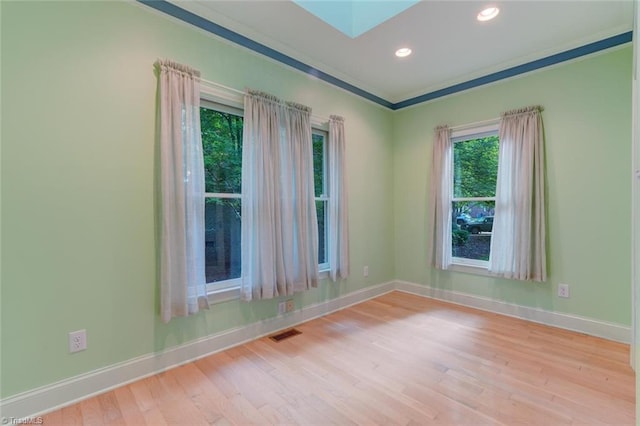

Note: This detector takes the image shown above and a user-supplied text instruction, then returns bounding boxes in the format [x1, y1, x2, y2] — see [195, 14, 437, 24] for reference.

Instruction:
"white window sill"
[448, 262, 494, 277]
[207, 286, 241, 304]
[206, 268, 331, 305]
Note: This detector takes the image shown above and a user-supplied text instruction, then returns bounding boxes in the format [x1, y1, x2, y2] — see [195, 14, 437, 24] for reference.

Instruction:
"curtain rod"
[450, 105, 544, 132]
[200, 78, 330, 124]
[200, 78, 244, 95]
[450, 117, 499, 132]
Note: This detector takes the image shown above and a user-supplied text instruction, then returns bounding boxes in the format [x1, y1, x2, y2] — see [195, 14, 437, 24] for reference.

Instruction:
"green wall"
[393, 46, 632, 325]
[0, 1, 394, 398]
[633, 0, 639, 420]
[0, 0, 634, 408]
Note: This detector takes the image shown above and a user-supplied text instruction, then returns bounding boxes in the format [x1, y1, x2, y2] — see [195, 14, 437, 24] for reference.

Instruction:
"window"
[200, 101, 330, 292]
[450, 124, 499, 268]
[313, 130, 329, 271]
[429, 109, 545, 279]
[201, 103, 243, 291]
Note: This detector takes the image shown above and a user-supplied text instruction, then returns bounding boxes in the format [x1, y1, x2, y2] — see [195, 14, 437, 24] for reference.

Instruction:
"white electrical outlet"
[363, 265, 369, 277]
[558, 283, 570, 298]
[285, 299, 294, 313]
[278, 301, 286, 315]
[68, 329, 87, 353]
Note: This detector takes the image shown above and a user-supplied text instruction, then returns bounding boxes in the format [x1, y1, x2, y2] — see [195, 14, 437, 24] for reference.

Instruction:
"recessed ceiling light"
[477, 6, 499, 22]
[395, 47, 412, 58]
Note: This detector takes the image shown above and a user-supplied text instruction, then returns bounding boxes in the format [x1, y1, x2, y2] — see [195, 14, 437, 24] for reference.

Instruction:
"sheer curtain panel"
[427, 126, 453, 269]
[157, 60, 209, 323]
[489, 106, 547, 281]
[328, 115, 350, 281]
[241, 90, 319, 301]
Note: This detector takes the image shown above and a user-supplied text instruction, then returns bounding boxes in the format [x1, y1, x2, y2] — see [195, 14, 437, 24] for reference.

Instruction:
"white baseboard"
[395, 280, 631, 343]
[1, 278, 631, 419]
[0, 281, 395, 420]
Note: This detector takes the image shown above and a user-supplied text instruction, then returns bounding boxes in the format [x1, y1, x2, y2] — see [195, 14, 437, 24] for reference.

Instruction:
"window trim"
[450, 122, 498, 140]
[449, 122, 499, 270]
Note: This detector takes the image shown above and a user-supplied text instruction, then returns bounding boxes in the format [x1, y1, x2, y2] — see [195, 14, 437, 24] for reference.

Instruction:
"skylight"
[292, 0, 420, 38]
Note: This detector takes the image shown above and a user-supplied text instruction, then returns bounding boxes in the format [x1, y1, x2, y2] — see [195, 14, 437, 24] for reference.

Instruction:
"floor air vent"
[269, 328, 302, 342]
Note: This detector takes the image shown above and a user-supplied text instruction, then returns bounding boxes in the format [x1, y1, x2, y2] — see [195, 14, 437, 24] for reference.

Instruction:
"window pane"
[453, 136, 499, 198]
[201, 108, 243, 194]
[452, 200, 495, 261]
[205, 198, 241, 283]
[313, 133, 325, 197]
[316, 200, 327, 265]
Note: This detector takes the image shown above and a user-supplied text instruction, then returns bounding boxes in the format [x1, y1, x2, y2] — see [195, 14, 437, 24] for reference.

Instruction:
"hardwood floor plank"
[126, 378, 156, 413]
[139, 408, 168, 426]
[39, 408, 62, 426]
[78, 395, 105, 425]
[38, 291, 635, 425]
[97, 391, 123, 424]
[59, 403, 84, 425]
[112, 386, 148, 426]
[192, 357, 274, 425]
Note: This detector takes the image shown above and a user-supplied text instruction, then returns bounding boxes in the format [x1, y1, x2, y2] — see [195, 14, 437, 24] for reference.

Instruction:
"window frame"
[450, 122, 499, 270]
[199, 93, 332, 301]
[200, 100, 244, 298]
[313, 128, 330, 273]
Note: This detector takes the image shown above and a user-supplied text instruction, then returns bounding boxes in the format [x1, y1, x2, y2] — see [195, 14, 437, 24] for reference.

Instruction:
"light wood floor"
[42, 291, 635, 425]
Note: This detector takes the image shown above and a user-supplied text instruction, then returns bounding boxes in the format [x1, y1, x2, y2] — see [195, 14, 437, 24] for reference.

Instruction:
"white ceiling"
[169, 0, 633, 105]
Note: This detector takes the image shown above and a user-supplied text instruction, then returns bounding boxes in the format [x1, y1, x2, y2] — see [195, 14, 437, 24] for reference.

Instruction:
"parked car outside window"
[456, 214, 471, 225]
[462, 216, 493, 234]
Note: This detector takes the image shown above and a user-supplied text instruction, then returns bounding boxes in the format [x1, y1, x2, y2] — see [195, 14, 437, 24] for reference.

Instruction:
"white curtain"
[241, 90, 319, 301]
[427, 126, 453, 269]
[490, 106, 547, 281]
[157, 60, 209, 323]
[328, 115, 350, 281]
